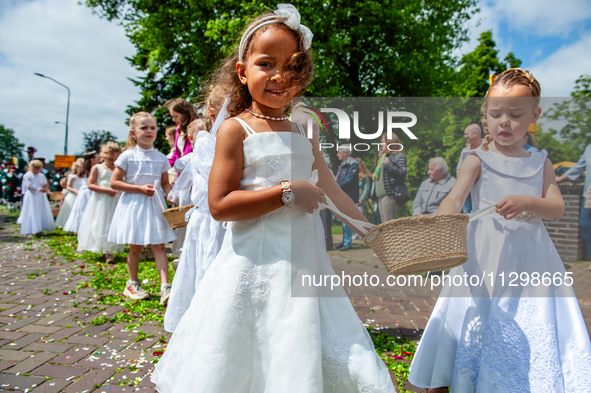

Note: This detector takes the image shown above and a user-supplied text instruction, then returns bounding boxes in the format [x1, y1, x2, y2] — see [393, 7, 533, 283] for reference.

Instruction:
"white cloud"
[485, 0, 591, 37]
[0, 0, 140, 160]
[533, 31, 591, 96]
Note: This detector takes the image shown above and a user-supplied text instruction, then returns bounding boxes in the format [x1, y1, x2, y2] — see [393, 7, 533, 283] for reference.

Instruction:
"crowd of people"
[1, 3, 590, 392]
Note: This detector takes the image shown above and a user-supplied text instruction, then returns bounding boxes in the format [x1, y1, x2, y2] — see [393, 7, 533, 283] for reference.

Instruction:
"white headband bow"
[238, 3, 313, 63]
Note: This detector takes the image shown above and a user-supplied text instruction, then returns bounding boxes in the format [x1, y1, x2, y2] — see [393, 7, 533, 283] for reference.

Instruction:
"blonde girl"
[77, 142, 123, 262]
[409, 69, 591, 392]
[108, 112, 176, 305]
[63, 151, 99, 233]
[152, 5, 395, 392]
[55, 158, 83, 228]
[18, 159, 54, 235]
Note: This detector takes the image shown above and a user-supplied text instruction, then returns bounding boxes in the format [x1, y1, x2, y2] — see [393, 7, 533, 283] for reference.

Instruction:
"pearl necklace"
[244, 109, 289, 121]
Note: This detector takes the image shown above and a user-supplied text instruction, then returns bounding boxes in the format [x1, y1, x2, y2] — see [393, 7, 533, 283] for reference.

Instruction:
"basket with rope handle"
[163, 204, 194, 229]
[322, 196, 469, 275]
[48, 192, 65, 202]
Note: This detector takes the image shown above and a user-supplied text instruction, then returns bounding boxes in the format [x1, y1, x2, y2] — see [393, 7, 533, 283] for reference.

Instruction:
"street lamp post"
[34, 73, 70, 155]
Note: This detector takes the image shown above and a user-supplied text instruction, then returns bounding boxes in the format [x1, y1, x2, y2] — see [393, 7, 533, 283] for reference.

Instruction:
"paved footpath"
[0, 214, 590, 393]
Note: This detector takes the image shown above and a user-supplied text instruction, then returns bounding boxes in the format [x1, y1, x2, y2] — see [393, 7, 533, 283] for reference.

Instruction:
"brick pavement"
[1, 213, 590, 393]
[0, 214, 168, 392]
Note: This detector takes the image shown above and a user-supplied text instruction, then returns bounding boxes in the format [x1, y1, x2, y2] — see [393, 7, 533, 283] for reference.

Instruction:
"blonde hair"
[187, 119, 206, 140]
[127, 111, 157, 150]
[29, 159, 43, 171]
[203, 85, 227, 131]
[165, 125, 177, 137]
[481, 68, 541, 151]
[72, 158, 84, 177]
[100, 141, 122, 159]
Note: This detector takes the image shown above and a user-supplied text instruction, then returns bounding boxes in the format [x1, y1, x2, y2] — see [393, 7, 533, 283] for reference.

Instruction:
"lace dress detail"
[322, 327, 361, 391]
[233, 250, 269, 325]
[454, 316, 484, 387]
[563, 341, 591, 392]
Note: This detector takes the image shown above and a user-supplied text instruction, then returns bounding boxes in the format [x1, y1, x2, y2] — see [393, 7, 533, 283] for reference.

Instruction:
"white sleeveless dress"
[164, 131, 226, 333]
[63, 176, 91, 233]
[409, 149, 591, 392]
[151, 119, 395, 393]
[77, 165, 123, 254]
[55, 174, 80, 228]
[18, 172, 55, 234]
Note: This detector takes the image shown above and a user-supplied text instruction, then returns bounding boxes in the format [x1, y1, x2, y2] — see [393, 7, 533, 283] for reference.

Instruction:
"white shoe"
[123, 280, 149, 300]
[160, 283, 172, 305]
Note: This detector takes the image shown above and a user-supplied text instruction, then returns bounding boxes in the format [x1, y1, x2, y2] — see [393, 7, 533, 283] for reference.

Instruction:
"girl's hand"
[495, 195, 527, 220]
[291, 180, 326, 214]
[106, 189, 118, 197]
[139, 184, 155, 197]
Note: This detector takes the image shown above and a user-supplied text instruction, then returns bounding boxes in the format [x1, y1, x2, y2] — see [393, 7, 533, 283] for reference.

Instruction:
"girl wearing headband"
[152, 5, 395, 392]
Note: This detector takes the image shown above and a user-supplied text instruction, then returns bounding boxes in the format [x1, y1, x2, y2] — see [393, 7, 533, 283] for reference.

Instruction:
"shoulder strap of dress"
[231, 117, 256, 136]
[295, 123, 306, 136]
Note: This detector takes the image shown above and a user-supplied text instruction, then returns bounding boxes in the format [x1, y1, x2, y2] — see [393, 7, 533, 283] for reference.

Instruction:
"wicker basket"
[364, 213, 469, 275]
[48, 192, 65, 202]
[52, 208, 60, 218]
[163, 204, 194, 229]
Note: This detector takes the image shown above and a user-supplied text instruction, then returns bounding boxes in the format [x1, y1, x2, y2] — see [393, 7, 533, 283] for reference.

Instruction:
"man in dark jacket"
[335, 146, 359, 251]
[373, 134, 407, 222]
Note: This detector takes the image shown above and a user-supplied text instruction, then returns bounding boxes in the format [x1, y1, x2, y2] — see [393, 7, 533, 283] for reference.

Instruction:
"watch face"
[281, 191, 295, 204]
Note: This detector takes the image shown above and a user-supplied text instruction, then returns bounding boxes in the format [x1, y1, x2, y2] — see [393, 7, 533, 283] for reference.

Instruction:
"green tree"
[543, 75, 591, 153]
[85, 0, 478, 149]
[0, 124, 24, 163]
[452, 30, 521, 97]
[79, 130, 118, 155]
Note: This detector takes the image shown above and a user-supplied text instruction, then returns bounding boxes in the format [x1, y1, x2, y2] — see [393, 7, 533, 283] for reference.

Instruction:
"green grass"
[45, 231, 175, 331]
[368, 327, 417, 392]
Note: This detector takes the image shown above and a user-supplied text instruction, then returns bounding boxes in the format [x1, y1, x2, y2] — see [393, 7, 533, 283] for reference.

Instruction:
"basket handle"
[307, 170, 375, 236]
[468, 198, 497, 222]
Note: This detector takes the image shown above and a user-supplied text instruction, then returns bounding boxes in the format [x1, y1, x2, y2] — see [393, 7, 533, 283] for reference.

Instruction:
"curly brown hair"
[481, 68, 541, 151]
[206, 12, 314, 118]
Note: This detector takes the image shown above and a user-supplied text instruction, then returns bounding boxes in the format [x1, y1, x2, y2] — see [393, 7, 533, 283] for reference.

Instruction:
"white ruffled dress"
[164, 131, 226, 333]
[18, 172, 55, 234]
[77, 165, 123, 254]
[408, 149, 591, 392]
[152, 119, 395, 393]
[107, 146, 176, 246]
[63, 177, 91, 233]
[55, 174, 80, 228]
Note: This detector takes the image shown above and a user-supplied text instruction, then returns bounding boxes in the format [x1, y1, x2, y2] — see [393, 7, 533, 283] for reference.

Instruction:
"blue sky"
[0, 0, 590, 160]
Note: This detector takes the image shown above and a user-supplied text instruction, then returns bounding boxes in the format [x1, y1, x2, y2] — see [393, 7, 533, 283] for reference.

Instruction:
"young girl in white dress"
[63, 151, 99, 233]
[77, 142, 123, 262]
[152, 5, 395, 392]
[408, 69, 591, 392]
[18, 159, 55, 235]
[164, 119, 226, 333]
[108, 112, 176, 305]
[55, 158, 83, 228]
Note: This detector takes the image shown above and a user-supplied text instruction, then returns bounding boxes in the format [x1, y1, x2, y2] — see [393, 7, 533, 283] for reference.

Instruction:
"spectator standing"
[556, 144, 591, 258]
[51, 168, 65, 192]
[457, 124, 484, 214]
[373, 133, 407, 222]
[335, 146, 359, 251]
[18, 146, 36, 173]
[412, 157, 456, 215]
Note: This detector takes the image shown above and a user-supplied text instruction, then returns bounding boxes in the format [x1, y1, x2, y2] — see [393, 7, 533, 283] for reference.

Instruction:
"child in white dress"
[55, 158, 83, 228]
[408, 69, 591, 392]
[63, 151, 99, 233]
[152, 5, 395, 392]
[77, 142, 123, 261]
[18, 159, 55, 235]
[108, 112, 176, 305]
[164, 119, 225, 333]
